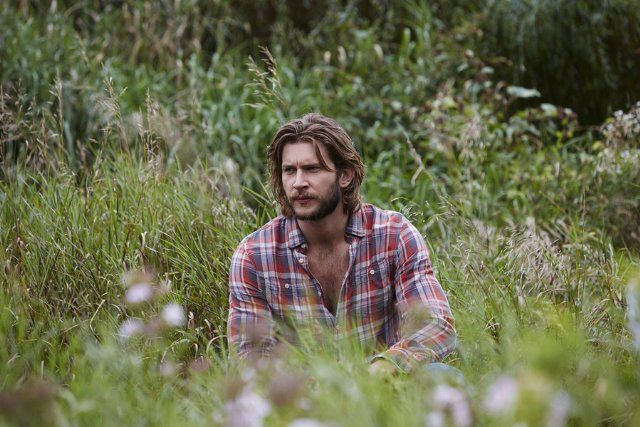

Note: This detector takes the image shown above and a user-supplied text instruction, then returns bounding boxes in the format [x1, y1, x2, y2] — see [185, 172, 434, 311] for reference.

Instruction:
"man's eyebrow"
[282, 163, 323, 169]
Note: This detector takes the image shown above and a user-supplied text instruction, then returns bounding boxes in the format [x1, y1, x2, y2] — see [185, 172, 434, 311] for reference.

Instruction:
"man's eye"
[283, 168, 295, 174]
[308, 167, 320, 172]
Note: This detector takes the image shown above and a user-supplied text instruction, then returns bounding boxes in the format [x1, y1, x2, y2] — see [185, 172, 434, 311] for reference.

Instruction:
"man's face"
[281, 142, 342, 221]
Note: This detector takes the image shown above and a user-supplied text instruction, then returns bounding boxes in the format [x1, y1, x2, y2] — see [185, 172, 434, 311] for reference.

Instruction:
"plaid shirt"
[227, 203, 455, 371]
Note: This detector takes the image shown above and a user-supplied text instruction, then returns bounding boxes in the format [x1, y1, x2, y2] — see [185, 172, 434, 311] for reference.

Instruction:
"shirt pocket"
[350, 258, 393, 320]
[261, 273, 315, 320]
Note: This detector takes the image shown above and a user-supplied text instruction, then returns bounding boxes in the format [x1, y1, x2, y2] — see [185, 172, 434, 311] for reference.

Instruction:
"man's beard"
[289, 177, 341, 221]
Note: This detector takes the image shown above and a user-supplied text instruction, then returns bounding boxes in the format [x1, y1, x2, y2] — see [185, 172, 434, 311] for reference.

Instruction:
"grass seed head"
[118, 318, 145, 340]
[124, 283, 153, 305]
[161, 303, 186, 328]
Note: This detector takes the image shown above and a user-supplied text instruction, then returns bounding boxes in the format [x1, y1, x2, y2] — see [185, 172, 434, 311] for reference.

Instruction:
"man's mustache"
[291, 193, 315, 200]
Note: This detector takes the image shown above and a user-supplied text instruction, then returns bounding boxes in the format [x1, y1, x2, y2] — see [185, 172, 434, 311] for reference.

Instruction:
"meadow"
[1, 1, 640, 425]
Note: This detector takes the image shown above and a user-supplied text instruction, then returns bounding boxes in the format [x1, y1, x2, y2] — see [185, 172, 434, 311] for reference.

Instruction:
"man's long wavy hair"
[267, 113, 365, 218]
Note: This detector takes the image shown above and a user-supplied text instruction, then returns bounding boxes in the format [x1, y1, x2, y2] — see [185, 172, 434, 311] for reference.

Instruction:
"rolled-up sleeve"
[227, 244, 275, 359]
[373, 219, 456, 372]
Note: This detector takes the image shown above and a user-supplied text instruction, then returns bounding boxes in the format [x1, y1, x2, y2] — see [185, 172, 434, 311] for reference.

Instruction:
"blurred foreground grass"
[1, 1, 640, 426]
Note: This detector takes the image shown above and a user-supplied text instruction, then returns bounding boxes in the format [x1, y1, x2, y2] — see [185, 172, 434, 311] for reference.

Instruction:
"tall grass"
[1, 1, 640, 426]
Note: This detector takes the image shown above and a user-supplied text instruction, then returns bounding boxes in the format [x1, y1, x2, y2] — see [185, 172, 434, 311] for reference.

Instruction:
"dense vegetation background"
[1, 1, 640, 425]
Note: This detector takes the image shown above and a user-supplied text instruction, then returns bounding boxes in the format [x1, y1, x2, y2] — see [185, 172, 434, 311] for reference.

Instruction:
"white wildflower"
[297, 398, 311, 411]
[125, 283, 153, 304]
[323, 51, 331, 64]
[118, 319, 144, 340]
[224, 157, 238, 176]
[161, 303, 186, 327]
[240, 367, 257, 383]
[288, 419, 332, 427]
[431, 384, 472, 427]
[159, 360, 177, 377]
[547, 391, 572, 427]
[483, 375, 519, 415]
[225, 388, 271, 427]
[424, 410, 445, 427]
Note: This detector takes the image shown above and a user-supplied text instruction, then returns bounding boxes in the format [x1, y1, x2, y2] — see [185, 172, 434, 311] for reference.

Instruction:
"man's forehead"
[281, 141, 331, 165]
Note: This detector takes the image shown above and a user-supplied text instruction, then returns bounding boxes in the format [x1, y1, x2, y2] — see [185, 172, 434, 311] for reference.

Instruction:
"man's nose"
[292, 170, 308, 188]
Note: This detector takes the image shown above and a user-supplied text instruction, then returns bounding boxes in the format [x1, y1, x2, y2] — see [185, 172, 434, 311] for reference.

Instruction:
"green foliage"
[1, 1, 640, 425]
[1, 156, 261, 350]
[482, 0, 640, 124]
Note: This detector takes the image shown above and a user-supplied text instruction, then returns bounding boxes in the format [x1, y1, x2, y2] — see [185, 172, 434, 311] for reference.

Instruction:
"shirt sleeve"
[372, 218, 456, 372]
[227, 243, 276, 359]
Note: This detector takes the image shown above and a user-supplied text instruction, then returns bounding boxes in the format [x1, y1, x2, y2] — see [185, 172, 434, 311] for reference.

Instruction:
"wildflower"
[240, 367, 257, 384]
[124, 283, 153, 304]
[483, 375, 519, 415]
[323, 51, 331, 64]
[289, 419, 332, 427]
[424, 410, 446, 427]
[268, 371, 306, 407]
[297, 398, 311, 411]
[429, 384, 472, 427]
[160, 303, 186, 327]
[224, 157, 238, 176]
[547, 391, 572, 427]
[159, 360, 177, 377]
[225, 388, 271, 427]
[118, 319, 144, 340]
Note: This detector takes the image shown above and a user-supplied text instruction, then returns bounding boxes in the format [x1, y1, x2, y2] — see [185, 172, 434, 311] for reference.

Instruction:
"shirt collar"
[345, 204, 366, 238]
[286, 216, 307, 249]
[285, 205, 365, 249]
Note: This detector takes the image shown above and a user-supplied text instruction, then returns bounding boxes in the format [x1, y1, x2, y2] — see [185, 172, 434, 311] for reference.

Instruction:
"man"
[227, 113, 455, 375]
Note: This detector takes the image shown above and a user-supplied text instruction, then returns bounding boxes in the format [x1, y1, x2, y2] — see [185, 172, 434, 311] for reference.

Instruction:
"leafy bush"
[482, 0, 640, 124]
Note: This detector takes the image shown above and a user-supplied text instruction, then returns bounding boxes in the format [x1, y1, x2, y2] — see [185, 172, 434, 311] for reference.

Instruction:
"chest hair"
[307, 243, 350, 313]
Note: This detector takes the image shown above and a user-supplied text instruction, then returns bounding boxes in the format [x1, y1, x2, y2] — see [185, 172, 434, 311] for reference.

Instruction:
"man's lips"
[293, 196, 314, 202]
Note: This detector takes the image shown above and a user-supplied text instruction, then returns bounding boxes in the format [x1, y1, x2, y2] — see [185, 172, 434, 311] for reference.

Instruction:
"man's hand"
[368, 359, 397, 377]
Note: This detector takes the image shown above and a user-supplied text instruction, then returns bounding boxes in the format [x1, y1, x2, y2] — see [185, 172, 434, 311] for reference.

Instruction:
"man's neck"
[297, 206, 349, 248]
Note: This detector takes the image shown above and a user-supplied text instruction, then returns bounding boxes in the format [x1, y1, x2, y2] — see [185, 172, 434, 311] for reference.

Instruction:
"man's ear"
[338, 168, 354, 188]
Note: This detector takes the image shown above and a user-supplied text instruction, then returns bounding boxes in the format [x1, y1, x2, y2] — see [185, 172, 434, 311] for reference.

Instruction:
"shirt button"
[369, 269, 375, 275]
[285, 283, 290, 289]
[301, 243, 307, 248]
[298, 258, 304, 264]
[317, 290, 322, 296]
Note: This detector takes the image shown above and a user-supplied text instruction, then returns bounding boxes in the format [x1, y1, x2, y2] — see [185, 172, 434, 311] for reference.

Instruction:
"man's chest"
[307, 245, 350, 313]
[257, 241, 397, 323]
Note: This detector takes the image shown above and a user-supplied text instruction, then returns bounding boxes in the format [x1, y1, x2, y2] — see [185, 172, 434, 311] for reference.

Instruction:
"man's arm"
[372, 218, 456, 373]
[227, 244, 275, 359]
